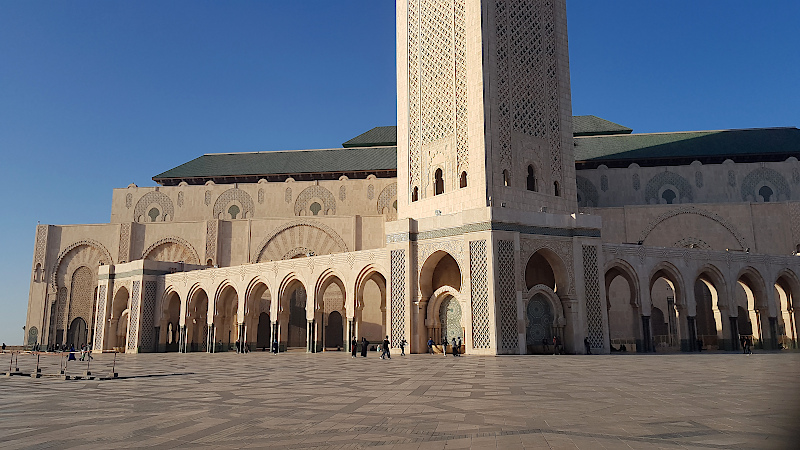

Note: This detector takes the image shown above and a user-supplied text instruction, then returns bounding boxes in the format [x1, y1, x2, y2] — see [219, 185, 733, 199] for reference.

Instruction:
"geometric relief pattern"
[68, 266, 94, 325]
[34, 224, 48, 268]
[140, 281, 157, 352]
[644, 171, 693, 204]
[497, 240, 518, 350]
[407, 0, 467, 196]
[118, 223, 132, 264]
[143, 237, 200, 265]
[740, 167, 790, 201]
[94, 285, 107, 350]
[582, 245, 603, 349]
[525, 295, 553, 346]
[789, 202, 800, 247]
[294, 185, 336, 216]
[254, 220, 348, 263]
[576, 176, 599, 207]
[520, 238, 575, 295]
[469, 240, 490, 349]
[439, 296, 462, 343]
[376, 183, 398, 220]
[133, 190, 174, 222]
[496, 0, 563, 179]
[206, 220, 218, 265]
[212, 188, 255, 219]
[638, 206, 748, 250]
[127, 281, 140, 351]
[390, 250, 406, 345]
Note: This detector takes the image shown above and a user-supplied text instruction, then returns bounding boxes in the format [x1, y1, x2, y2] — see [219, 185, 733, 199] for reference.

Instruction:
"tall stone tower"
[387, 0, 608, 355]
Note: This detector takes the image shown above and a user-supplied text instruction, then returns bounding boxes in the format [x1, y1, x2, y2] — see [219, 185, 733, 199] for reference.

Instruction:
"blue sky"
[0, 1, 798, 345]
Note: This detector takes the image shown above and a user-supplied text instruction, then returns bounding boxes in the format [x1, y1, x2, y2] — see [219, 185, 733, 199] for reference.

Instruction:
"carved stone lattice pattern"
[728, 170, 736, 187]
[258, 188, 264, 204]
[576, 176, 598, 207]
[339, 185, 346, 201]
[526, 295, 553, 346]
[638, 206, 748, 249]
[139, 281, 157, 352]
[94, 285, 106, 349]
[177, 191, 184, 208]
[204, 191, 212, 206]
[740, 167, 790, 201]
[645, 171, 693, 204]
[793, 168, 800, 185]
[254, 220, 348, 263]
[294, 185, 336, 216]
[600, 175, 608, 192]
[376, 183, 398, 221]
[322, 283, 344, 314]
[497, 240, 517, 351]
[56, 287, 67, 330]
[285, 187, 292, 204]
[673, 237, 712, 250]
[27, 327, 38, 346]
[34, 225, 48, 268]
[495, 0, 562, 179]
[390, 250, 406, 345]
[695, 171, 704, 188]
[367, 184, 375, 200]
[127, 281, 140, 351]
[469, 240, 490, 349]
[582, 245, 603, 348]
[134, 191, 174, 222]
[632, 173, 640, 191]
[789, 203, 800, 247]
[125, 193, 132, 209]
[143, 237, 200, 265]
[118, 223, 131, 264]
[68, 266, 94, 326]
[52, 241, 111, 293]
[417, 240, 465, 299]
[520, 238, 575, 295]
[407, 0, 467, 197]
[213, 188, 254, 219]
[205, 220, 218, 265]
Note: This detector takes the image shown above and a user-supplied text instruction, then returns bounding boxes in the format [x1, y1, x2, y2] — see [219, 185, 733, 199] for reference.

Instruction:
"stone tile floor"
[0, 351, 798, 449]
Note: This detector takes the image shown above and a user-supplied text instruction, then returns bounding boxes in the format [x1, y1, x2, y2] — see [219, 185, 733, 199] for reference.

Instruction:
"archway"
[67, 317, 88, 348]
[280, 280, 307, 350]
[326, 311, 344, 349]
[109, 286, 130, 351]
[525, 293, 554, 354]
[736, 268, 768, 349]
[245, 281, 271, 351]
[775, 272, 798, 349]
[420, 251, 462, 353]
[439, 296, 463, 346]
[213, 285, 239, 352]
[161, 291, 181, 352]
[354, 268, 387, 350]
[604, 262, 640, 352]
[695, 267, 727, 350]
[186, 288, 209, 352]
[648, 264, 686, 352]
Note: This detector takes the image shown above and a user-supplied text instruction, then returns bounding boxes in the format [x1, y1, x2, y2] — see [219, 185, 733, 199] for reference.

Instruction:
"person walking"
[381, 336, 391, 359]
[361, 338, 369, 357]
[351, 338, 358, 358]
[427, 337, 434, 354]
[457, 337, 462, 356]
[399, 339, 407, 356]
[68, 344, 77, 361]
[271, 339, 279, 354]
[442, 336, 448, 357]
[584, 337, 592, 355]
[451, 337, 458, 357]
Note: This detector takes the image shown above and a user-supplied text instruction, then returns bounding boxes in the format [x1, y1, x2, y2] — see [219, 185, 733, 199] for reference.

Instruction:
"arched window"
[148, 207, 160, 222]
[758, 185, 773, 202]
[434, 168, 444, 195]
[460, 171, 467, 188]
[527, 165, 537, 191]
[661, 189, 676, 204]
[412, 186, 419, 202]
[206, 259, 213, 267]
[228, 204, 240, 219]
[503, 170, 510, 187]
[309, 202, 322, 215]
[553, 181, 560, 197]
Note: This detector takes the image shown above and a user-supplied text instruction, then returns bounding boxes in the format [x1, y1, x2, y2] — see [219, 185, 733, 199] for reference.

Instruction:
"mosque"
[24, 0, 800, 355]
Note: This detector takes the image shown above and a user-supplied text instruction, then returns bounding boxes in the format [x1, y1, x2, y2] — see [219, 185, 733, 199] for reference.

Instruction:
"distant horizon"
[1, 1, 798, 344]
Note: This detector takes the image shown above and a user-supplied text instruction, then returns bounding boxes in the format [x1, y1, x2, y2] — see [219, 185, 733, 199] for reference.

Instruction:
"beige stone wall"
[576, 158, 800, 208]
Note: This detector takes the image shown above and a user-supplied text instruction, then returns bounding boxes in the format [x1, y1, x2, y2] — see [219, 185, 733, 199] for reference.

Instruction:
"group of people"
[425, 336, 462, 356]
[542, 336, 564, 355]
[234, 340, 250, 354]
[740, 336, 753, 354]
[350, 336, 408, 359]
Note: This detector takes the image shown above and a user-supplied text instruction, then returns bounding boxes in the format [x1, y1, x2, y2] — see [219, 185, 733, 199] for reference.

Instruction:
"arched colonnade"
[603, 244, 800, 352]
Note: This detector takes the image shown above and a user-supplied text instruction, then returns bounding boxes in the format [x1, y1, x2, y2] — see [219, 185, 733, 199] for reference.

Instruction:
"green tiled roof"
[574, 127, 800, 164]
[342, 126, 398, 148]
[572, 115, 632, 136]
[153, 146, 397, 181]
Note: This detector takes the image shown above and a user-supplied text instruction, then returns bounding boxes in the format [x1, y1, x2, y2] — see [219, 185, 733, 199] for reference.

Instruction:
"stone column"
[768, 317, 778, 350]
[729, 316, 740, 351]
[641, 316, 652, 353]
[686, 316, 698, 352]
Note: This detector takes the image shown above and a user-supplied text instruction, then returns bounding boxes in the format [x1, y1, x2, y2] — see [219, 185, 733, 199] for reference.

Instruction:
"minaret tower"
[387, 0, 608, 356]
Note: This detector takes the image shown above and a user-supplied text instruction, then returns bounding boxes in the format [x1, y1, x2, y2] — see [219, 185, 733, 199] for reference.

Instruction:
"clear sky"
[0, 1, 798, 345]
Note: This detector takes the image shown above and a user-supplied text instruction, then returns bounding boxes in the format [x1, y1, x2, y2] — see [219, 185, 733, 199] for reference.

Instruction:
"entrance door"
[526, 294, 553, 354]
[67, 317, 88, 348]
[257, 312, 271, 350]
[326, 311, 344, 348]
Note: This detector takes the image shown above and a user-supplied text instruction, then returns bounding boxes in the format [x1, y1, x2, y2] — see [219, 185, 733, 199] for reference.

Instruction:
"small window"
[758, 185, 773, 202]
[503, 170, 510, 187]
[310, 202, 322, 215]
[553, 181, 560, 197]
[527, 166, 537, 191]
[661, 189, 676, 204]
[228, 204, 240, 219]
[412, 186, 419, 202]
[434, 168, 444, 195]
[206, 259, 213, 267]
[148, 207, 160, 222]
[460, 171, 467, 188]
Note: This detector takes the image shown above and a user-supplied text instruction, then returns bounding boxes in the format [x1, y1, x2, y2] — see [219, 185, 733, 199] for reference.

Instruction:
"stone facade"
[23, 0, 800, 355]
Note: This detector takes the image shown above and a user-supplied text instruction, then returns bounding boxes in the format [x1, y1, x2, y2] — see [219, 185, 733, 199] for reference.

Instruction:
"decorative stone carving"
[582, 245, 603, 348]
[520, 237, 575, 295]
[390, 249, 406, 345]
[118, 223, 131, 264]
[177, 191, 184, 208]
[637, 206, 748, 249]
[253, 220, 348, 263]
[644, 171, 693, 204]
[576, 176, 598, 208]
[376, 182, 398, 220]
[205, 220, 218, 265]
[134, 191, 174, 222]
[497, 240, 517, 351]
[740, 167, 790, 201]
[213, 188, 254, 219]
[142, 237, 200, 265]
[469, 240, 490, 349]
[50, 240, 112, 291]
[294, 185, 336, 216]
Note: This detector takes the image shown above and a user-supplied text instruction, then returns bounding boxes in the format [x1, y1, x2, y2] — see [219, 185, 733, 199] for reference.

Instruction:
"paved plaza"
[0, 351, 798, 449]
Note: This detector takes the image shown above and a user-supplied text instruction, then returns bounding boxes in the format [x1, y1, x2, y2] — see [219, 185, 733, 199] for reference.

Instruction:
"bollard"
[31, 353, 41, 378]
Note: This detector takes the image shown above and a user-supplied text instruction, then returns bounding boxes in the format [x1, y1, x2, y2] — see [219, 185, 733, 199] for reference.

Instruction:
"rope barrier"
[1, 350, 120, 380]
